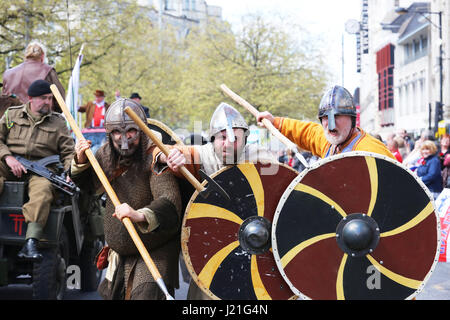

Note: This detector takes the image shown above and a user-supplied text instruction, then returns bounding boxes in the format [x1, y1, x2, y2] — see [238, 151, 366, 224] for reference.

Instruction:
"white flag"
[65, 44, 84, 125]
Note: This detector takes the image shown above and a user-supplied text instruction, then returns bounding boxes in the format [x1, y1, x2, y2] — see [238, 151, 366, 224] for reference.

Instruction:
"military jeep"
[0, 155, 105, 299]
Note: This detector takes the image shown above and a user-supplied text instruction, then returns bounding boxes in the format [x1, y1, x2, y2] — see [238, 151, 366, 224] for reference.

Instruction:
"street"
[415, 262, 450, 300]
[0, 261, 448, 300]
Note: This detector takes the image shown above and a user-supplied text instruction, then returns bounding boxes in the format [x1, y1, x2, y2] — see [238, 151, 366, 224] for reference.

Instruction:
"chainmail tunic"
[81, 135, 182, 299]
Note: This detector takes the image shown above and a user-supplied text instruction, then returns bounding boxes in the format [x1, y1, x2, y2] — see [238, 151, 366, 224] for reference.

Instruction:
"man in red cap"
[78, 89, 110, 128]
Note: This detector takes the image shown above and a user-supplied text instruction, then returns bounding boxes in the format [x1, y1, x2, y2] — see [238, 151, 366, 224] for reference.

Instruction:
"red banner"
[439, 206, 450, 262]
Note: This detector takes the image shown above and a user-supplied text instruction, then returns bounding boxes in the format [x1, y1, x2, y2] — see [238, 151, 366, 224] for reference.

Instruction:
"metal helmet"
[318, 85, 356, 130]
[209, 102, 249, 142]
[105, 98, 147, 156]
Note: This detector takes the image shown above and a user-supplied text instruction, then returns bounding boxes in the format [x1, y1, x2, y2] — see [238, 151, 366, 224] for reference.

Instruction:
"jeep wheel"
[32, 228, 69, 299]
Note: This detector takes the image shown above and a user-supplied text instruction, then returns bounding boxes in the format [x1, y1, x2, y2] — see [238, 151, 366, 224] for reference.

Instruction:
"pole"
[220, 84, 310, 169]
[342, 33, 345, 87]
[66, 0, 73, 70]
[435, 11, 443, 134]
[439, 11, 443, 118]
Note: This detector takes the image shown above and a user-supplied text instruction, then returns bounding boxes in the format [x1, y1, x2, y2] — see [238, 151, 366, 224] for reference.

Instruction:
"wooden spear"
[220, 84, 309, 169]
[50, 84, 175, 300]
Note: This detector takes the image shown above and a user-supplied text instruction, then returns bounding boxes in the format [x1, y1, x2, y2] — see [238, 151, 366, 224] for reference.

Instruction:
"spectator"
[78, 90, 110, 128]
[394, 136, 407, 159]
[278, 149, 287, 164]
[439, 134, 450, 162]
[1, 41, 65, 112]
[439, 134, 450, 188]
[370, 132, 383, 143]
[285, 149, 301, 171]
[396, 128, 414, 156]
[404, 129, 433, 169]
[129, 92, 150, 118]
[387, 139, 403, 163]
[416, 140, 443, 199]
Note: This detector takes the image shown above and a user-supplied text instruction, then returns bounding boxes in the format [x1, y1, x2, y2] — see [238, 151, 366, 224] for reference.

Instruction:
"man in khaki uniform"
[0, 80, 75, 260]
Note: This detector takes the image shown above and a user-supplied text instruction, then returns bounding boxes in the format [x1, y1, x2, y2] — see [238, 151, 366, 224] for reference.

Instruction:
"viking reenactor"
[257, 85, 395, 159]
[152, 102, 277, 299]
[0, 80, 74, 260]
[154, 102, 276, 178]
[71, 99, 182, 300]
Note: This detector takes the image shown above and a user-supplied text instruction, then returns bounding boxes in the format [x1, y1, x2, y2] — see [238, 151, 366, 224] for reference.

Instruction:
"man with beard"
[154, 102, 276, 179]
[72, 98, 181, 300]
[153, 102, 276, 299]
[0, 80, 74, 260]
[257, 85, 395, 160]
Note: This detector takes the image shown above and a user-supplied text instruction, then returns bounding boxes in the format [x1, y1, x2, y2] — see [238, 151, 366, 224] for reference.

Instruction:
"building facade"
[137, 0, 222, 39]
[358, 0, 450, 139]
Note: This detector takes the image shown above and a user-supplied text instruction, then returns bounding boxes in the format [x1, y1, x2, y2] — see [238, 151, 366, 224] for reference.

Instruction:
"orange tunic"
[273, 117, 395, 160]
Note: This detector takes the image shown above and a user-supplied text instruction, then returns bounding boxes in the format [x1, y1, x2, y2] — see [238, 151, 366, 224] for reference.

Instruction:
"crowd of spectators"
[278, 127, 450, 200]
[375, 128, 450, 199]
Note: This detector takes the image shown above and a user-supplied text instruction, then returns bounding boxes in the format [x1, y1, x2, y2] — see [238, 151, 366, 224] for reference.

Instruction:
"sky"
[205, 0, 362, 95]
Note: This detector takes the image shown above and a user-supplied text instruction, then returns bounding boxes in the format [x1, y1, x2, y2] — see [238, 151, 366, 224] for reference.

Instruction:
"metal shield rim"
[181, 164, 225, 300]
[271, 151, 441, 300]
[181, 161, 299, 300]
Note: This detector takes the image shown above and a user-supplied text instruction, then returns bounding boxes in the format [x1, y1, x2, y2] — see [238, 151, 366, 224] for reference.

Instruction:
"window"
[405, 43, 410, 58]
[404, 35, 428, 64]
[376, 43, 395, 126]
[413, 40, 420, 55]
[164, 0, 174, 10]
[421, 36, 428, 51]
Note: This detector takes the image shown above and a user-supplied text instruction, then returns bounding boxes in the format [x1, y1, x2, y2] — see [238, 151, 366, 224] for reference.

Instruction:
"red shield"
[182, 162, 298, 300]
[272, 152, 440, 300]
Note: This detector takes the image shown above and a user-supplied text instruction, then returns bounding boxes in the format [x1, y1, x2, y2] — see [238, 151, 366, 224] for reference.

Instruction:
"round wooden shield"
[182, 162, 298, 300]
[272, 152, 440, 300]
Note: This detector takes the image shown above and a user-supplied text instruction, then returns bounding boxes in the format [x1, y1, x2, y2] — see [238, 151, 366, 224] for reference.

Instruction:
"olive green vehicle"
[0, 155, 105, 299]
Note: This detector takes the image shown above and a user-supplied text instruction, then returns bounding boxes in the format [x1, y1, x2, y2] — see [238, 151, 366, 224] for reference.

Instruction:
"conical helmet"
[105, 98, 147, 134]
[209, 102, 248, 142]
[104, 98, 147, 156]
[318, 85, 356, 130]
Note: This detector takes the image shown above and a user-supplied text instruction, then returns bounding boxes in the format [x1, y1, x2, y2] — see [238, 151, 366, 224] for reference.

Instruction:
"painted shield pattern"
[182, 162, 298, 300]
[272, 152, 440, 300]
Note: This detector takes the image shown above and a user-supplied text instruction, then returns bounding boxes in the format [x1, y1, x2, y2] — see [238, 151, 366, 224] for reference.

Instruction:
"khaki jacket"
[0, 104, 75, 170]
